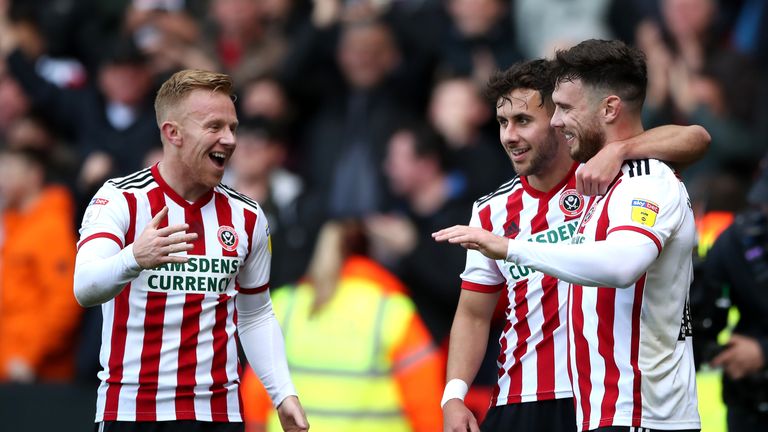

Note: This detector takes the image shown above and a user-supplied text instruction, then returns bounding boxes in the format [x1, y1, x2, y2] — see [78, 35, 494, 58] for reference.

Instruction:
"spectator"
[638, 0, 766, 201]
[366, 124, 473, 343]
[0, 147, 80, 382]
[433, 0, 522, 83]
[194, 0, 289, 84]
[691, 168, 768, 432]
[1, 29, 159, 202]
[427, 77, 509, 198]
[229, 117, 314, 288]
[241, 219, 444, 432]
[285, 18, 417, 219]
[0, 65, 31, 142]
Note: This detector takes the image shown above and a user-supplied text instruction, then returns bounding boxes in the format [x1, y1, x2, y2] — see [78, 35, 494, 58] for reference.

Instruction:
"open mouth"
[510, 147, 530, 160]
[209, 151, 227, 168]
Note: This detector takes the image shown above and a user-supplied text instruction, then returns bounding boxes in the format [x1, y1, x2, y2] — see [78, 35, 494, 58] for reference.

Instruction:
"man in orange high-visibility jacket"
[240, 222, 443, 432]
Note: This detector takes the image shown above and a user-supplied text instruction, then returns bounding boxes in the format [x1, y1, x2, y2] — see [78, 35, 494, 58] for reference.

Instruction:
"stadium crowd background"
[0, 0, 766, 430]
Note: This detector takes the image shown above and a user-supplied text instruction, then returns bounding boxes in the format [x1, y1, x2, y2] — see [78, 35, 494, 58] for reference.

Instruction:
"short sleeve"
[237, 206, 271, 293]
[77, 183, 130, 250]
[605, 171, 688, 254]
[459, 202, 505, 293]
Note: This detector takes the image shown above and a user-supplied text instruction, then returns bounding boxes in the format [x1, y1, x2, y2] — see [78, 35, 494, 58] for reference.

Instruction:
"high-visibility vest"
[268, 278, 415, 432]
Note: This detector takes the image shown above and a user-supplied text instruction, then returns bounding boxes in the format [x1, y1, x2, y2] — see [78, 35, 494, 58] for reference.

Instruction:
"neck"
[527, 149, 574, 192]
[605, 117, 645, 145]
[158, 161, 210, 202]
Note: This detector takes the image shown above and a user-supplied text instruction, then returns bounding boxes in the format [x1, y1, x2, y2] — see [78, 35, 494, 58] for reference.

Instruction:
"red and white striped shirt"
[460, 163, 583, 405]
[568, 159, 699, 430]
[78, 165, 271, 422]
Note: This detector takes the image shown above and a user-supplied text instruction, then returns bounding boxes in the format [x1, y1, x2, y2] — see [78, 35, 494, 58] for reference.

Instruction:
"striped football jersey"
[461, 163, 583, 405]
[568, 159, 700, 430]
[78, 164, 271, 422]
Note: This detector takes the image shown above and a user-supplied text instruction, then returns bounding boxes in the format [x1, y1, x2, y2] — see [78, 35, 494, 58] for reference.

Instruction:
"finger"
[433, 226, 469, 241]
[162, 243, 194, 255]
[157, 223, 190, 237]
[158, 255, 190, 264]
[150, 206, 169, 228]
[460, 242, 479, 250]
[447, 234, 475, 244]
[161, 233, 198, 246]
[576, 172, 586, 195]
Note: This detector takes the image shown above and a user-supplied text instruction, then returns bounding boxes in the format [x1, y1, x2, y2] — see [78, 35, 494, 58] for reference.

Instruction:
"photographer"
[691, 169, 768, 431]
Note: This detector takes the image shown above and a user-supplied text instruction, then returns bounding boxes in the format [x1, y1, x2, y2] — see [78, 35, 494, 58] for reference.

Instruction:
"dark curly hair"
[553, 39, 647, 111]
[485, 59, 556, 111]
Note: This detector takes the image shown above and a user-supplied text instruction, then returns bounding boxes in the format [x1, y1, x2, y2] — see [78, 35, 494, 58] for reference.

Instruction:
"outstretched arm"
[433, 227, 657, 288]
[578, 124, 710, 196]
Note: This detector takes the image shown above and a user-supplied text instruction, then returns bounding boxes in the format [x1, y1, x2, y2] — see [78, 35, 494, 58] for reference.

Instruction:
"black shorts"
[95, 421, 244, 432]
[481, 397, 577, 432]
[589, 427, 700, 432]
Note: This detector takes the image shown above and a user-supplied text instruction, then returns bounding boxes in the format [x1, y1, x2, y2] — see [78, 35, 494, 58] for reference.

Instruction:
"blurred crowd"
[0, 0, 767, 430]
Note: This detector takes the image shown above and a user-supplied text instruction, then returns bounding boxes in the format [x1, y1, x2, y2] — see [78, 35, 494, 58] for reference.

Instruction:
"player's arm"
[74, 206, 196, 307]
[578, 125, 710, 195]
[434, 227, 657, 288]
[236, 209, 308, 432]
[435, 172, 683, 287]
[442, 289, 500, 432]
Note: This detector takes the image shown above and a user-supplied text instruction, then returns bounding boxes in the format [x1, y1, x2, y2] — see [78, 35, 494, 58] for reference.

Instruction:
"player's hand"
[276, 395, 309, 432]
[443, 399, 480, 432]
[577, 141, 623, 196]
[133, 206, 197, 269]
[711, 334, 765, 380]
[432, 225, 508, 260]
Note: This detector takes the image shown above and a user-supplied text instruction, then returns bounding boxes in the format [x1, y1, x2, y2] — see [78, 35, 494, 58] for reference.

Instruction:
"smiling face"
[496, 88, 561, 177]
[550, 79, 605, 163]
[169, 89, 238, 191]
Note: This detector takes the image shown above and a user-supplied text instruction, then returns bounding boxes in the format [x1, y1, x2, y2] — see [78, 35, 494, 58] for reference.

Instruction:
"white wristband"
[440, 378, 469, 408]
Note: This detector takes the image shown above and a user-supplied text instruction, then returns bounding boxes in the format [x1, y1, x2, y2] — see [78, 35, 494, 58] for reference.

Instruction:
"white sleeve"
[506, 167, 688, 288]
[460, 201, 506, 292]
[74, 184, 141, 307]
[237, 206, 271, 292]
[74, 239, 142, 307]
[236, 292, 297, 407]
[77, 183, 130, 249]
[506, 231, 658, 288]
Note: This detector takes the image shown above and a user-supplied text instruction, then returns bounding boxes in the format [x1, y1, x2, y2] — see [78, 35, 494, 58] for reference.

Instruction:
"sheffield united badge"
[559, 189, 584, 217]
[217, 226, 239, 251]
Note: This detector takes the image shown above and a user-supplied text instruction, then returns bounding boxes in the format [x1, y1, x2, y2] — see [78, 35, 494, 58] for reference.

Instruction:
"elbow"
[609, 269, 647, 289]
[73, 284, 98, 308]
[73, 268, 104, 308]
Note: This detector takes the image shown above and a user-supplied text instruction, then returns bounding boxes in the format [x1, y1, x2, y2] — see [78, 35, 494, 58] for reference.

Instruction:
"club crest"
[559, 189, 585, 217]
[217, 226, 239, 251]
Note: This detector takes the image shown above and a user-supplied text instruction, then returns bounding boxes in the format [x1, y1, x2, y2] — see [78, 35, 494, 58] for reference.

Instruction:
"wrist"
[441, 378, 469, 408]
[609, 138, 629, 160]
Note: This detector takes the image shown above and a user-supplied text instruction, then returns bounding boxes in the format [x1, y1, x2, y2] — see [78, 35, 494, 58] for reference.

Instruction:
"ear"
[160, 121, 182, 148]
[602, 95, 621, 123]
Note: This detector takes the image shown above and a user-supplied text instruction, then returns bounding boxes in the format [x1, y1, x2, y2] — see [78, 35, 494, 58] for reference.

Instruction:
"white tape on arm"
[441, 378, 469, 408]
